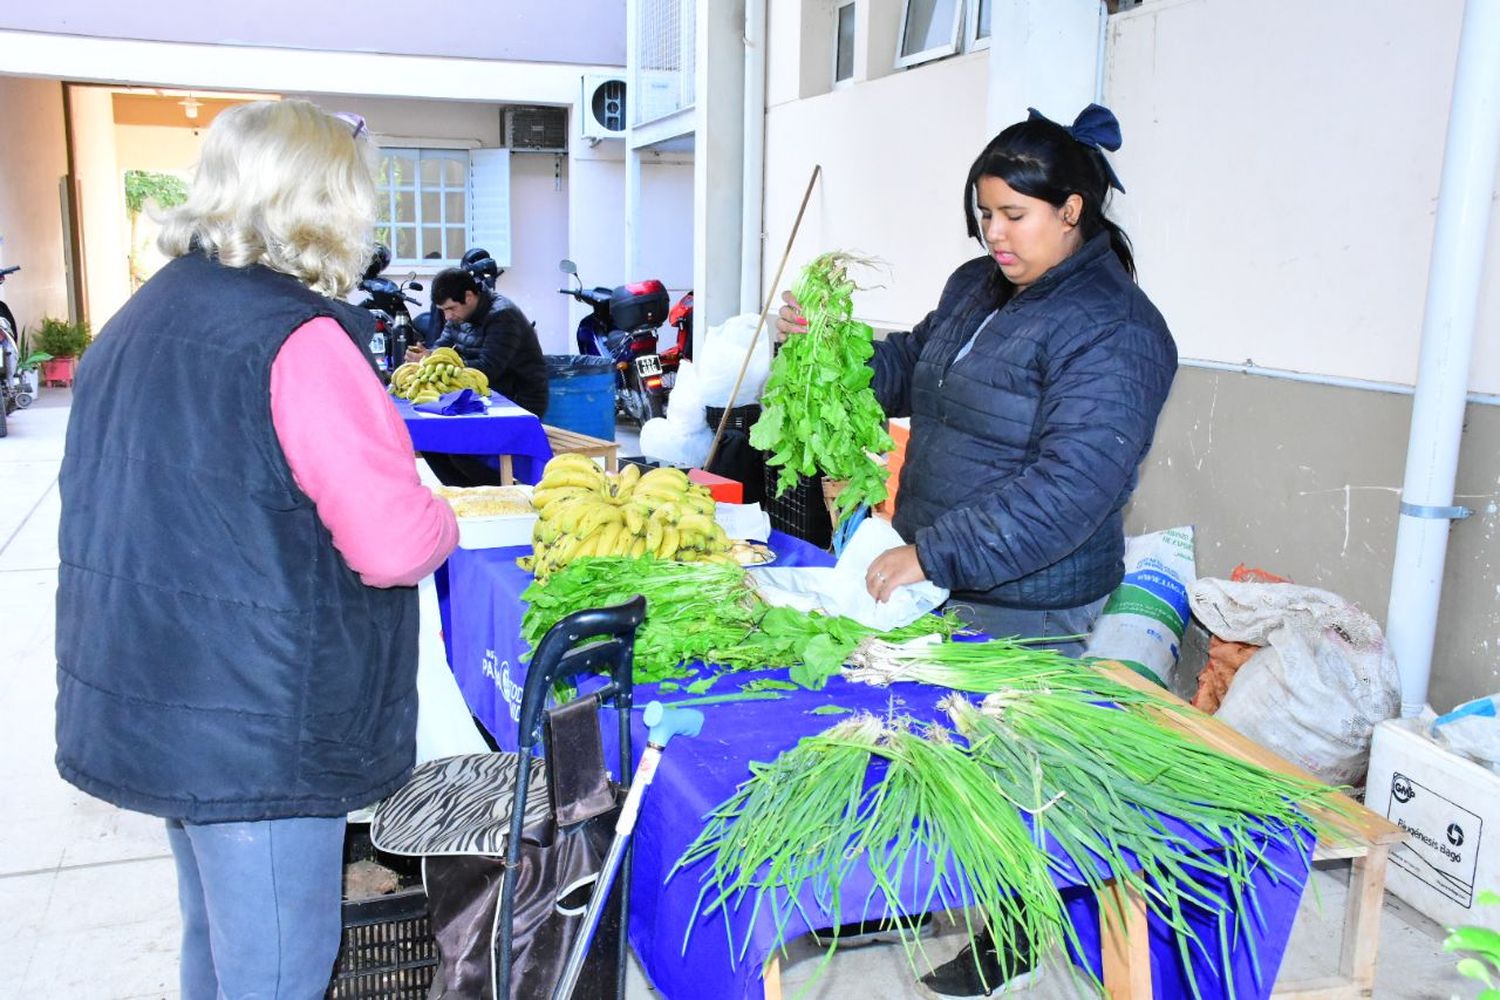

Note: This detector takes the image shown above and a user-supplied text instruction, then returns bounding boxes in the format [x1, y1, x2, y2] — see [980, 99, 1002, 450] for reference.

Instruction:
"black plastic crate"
[327, 887, 437, 1000]
[762, 465, 831, 549]
[704, 403, 762, 435]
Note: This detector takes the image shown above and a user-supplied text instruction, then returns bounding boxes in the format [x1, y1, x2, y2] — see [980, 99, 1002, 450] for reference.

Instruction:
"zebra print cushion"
[369, 753, 552, 857]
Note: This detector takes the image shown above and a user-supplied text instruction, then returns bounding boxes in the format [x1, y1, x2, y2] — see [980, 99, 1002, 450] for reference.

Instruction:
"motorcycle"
[558, 259, 672, 425]
[0, 265, 40, 439]
[660, 290, 694, 384]
[355, 245, 423, 379]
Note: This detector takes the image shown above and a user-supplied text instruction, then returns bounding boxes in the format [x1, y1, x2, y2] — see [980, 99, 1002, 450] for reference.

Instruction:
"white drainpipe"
[740, 0, 767, 315]
[1386, 0, 1500, 717]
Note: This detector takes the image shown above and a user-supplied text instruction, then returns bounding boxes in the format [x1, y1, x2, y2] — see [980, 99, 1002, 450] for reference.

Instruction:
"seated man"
[407, 268, 549, 486]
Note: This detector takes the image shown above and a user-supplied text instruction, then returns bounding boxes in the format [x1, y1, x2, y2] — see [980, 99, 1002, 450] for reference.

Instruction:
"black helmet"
[364, 244, 391, 281]
[461, 247, 499, 283]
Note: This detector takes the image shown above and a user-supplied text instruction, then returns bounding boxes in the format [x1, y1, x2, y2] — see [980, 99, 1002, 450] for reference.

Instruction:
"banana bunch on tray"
[521, 455, 736, 579]
[390, 347, 489, 403]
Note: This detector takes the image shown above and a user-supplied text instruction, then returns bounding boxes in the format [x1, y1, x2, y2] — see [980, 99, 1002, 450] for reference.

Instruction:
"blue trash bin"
[541, 355, 615, 442]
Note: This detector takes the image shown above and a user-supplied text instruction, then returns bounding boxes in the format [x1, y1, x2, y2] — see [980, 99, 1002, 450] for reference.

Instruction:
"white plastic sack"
[639, 417, 713, 468]
[695, 313, 774, 408]
[415, 574, 490, 764]
[665, 359, 707, 429]
[1431, 694, 1500, 773]
[750, 518, 947, 631]
[1083, 526, 1195, 687]
[1190, 579, 1400, 786]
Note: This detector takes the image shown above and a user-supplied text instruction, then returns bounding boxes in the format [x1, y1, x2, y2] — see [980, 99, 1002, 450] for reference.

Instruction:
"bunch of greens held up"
[518, 556, 961, 689]
[749, 252, 893, 518]
[673, 639, 1361, 999]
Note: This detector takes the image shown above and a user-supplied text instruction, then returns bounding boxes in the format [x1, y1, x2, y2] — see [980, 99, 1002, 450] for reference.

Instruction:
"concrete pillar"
[987, 0, 1103, 135]
[693, 0, 748, 329]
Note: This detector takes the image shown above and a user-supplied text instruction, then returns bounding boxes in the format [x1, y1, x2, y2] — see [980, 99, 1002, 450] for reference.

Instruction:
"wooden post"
[1100, 878, 1152, 998]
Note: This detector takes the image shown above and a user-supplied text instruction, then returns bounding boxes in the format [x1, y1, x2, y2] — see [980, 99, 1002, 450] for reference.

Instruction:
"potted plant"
[13, 327, 50, 400]
[34, 316, 90, 387]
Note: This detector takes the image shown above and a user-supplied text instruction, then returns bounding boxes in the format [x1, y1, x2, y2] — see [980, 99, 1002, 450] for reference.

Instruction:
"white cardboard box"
[1365, 717, 1500, 931]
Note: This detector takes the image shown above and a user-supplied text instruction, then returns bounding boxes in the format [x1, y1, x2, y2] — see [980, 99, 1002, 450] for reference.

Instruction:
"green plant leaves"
[751, 252, 895, 519]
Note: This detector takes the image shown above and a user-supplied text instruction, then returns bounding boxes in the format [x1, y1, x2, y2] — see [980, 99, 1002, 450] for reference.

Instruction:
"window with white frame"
[375, 148, 471, 264]
[834, 2, 856, 84]
[966, 0, 992, 51]
[896, 0, 963, 69]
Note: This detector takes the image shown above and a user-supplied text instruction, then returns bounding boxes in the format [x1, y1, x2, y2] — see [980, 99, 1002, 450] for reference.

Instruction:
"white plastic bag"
[1191, 579, 1400, 786]
[1084, 526, 1195, 687]
[639, 417, 713, 468]
[750, 518, 948, 631]
[1431, 694, 1500, 773]
[696, 313, 773, 408]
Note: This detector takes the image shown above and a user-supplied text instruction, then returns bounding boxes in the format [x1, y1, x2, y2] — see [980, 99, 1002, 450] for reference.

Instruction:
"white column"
[739, 0, 767, 315]
[693, 0, 747, 329]
[986, 0, 1103, 135]
[1386, 0, 1500, 716]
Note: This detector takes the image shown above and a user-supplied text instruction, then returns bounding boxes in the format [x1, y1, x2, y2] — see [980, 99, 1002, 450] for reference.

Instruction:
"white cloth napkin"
[749, 518, 949, 630]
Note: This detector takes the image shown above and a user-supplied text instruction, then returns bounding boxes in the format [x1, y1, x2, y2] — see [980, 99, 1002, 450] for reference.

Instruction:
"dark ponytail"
[963, 106, 1135, 301]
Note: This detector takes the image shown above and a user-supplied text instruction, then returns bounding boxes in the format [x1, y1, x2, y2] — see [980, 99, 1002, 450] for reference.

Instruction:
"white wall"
[0, 75, 69, 331]
[505, 153, 573, 353]
[763, 51, 991, 328]
[1107, 0, 1499, 392]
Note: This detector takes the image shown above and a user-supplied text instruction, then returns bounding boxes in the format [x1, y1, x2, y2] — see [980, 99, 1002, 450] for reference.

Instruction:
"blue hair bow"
[1027, 104, 1127, 193]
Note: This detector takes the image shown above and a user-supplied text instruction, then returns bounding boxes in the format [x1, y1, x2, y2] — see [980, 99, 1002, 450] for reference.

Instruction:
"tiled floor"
[0, 391, 1466, 998]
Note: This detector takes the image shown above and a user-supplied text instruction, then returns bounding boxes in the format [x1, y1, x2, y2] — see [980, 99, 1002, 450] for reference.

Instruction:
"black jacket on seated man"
[430, 268, 548, 417]
[420, 268, 551, 488]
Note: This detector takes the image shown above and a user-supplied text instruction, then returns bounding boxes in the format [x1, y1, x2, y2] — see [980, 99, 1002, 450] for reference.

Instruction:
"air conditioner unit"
[580, 75, 627, 139]
[505, 105, 568, 153]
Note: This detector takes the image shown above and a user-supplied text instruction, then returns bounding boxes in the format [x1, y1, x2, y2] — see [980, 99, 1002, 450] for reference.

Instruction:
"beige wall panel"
[1131, 367, 1500, 710]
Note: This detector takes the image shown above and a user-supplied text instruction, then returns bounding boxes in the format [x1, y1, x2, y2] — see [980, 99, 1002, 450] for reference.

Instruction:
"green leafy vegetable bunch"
[749, 252, 893, 518]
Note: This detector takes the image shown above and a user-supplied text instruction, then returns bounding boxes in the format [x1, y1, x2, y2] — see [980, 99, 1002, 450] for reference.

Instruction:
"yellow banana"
[575, 503, 624, 538]
[645, 518, 663, 553]
[656, 525, 681, 560]
[628, 536, 648, 559]
[676, 513, 716, 538]
[536, 471, 606, 493]
[545, 453, 603, 473]
[594, 521, 626, 556]
[622, 504, 648, 536]
[650, 501, 682, 525]
[531, 486, 594, 511]
[612, 464, 641, 499]
[639, 467, 690, 490]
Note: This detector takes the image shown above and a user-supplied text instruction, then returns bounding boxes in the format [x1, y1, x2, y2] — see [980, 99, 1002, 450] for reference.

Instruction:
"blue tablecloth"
[395, 393, 552, 484]
[441, 535, 1310, 1000]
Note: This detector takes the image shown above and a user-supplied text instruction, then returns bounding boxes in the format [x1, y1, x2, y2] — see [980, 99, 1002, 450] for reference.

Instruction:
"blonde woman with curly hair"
[56, 99, 457, 998]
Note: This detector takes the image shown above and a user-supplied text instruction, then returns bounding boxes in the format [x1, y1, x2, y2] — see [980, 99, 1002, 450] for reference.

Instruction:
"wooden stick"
[702, 164, 822, 471]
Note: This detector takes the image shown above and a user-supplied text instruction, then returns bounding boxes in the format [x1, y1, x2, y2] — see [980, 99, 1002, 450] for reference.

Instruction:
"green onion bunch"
[676, 643, 1360, 997]
[672, 713, 1067, 990]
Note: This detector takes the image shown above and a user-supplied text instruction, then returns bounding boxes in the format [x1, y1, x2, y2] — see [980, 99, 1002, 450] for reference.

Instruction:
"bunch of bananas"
[522, 455, 736, 579]
[390, 347, 490, 403]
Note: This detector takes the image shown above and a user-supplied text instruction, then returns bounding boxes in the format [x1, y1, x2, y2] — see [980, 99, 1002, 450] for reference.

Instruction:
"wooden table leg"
[498, 455, 514, 486]
[763, 955, 783, 1000]
[1339, 844, 1388, 992]
[1101, 878, 1152, 998]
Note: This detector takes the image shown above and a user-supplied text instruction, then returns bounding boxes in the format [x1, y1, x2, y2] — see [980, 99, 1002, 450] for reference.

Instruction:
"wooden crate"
[498, 424, 619, 485]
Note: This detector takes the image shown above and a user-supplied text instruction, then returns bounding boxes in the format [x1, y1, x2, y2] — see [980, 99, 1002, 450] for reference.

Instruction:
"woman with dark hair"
[777, 105, 1176, 993]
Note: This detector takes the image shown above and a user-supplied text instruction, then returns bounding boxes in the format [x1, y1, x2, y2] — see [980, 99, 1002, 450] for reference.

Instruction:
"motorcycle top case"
[609, 280, 669, 331]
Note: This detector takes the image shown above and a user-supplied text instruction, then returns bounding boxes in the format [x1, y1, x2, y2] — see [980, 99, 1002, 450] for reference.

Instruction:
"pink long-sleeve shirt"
[270, 317, 457, 587]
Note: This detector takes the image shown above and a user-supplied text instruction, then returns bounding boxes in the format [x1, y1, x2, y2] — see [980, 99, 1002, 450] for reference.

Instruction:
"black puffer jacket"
[875, 234, 1176, 611]
[436, 289, 548, 416]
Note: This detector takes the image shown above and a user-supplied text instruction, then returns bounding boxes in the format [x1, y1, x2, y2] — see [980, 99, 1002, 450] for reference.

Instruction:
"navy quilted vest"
[55, 252, 420, 822]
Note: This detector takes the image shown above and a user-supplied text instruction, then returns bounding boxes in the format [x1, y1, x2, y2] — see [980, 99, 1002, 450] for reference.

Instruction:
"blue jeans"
[166, 816, 346, 1000]
[945, 595, 1108, 657]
